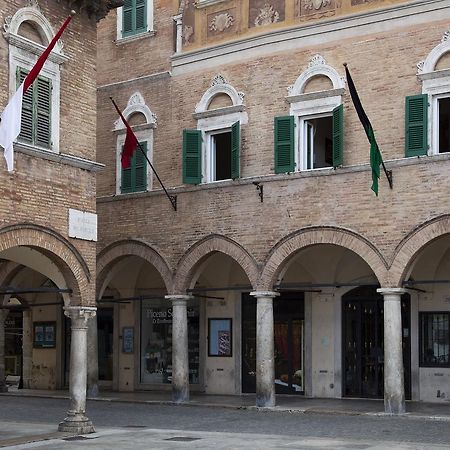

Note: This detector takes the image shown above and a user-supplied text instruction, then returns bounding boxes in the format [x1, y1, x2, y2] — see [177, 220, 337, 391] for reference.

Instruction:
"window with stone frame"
[3, 4, 68, 154]
[410, 28, 450, 157]
[116, 0, 154, 41]
[182, 75, 247, 184]
[113, 92, 156, 194]
[275, 55, 345, 173]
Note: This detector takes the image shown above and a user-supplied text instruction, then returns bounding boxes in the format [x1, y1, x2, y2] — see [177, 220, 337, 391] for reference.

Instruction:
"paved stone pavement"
[2, 426, 450, 450]
[1, 392, 450, 449]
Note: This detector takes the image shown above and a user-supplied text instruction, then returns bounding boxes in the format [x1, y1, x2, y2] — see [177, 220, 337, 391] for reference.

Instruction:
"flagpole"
[110, 97, 177, 211]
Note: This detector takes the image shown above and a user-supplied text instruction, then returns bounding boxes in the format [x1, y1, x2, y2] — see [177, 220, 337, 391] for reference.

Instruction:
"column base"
[58, 414, 95, 434]
[256, 393, 275, 408]
[0, 384, 8, 393]
[172, 386, 189, 404]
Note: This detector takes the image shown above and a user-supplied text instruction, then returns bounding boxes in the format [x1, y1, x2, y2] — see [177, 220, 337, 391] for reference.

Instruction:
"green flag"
[345, 65, 384, 196]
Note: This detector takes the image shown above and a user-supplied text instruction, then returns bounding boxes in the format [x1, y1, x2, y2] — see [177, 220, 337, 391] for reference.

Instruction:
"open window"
[183, 75, 247, 184]
[277, 55, 345, 173]
[412, 28, 450, 157]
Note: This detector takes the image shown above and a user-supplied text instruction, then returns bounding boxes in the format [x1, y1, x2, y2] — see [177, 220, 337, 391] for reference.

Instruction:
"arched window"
[182, 75, 248, 184]
[113, 92, 157, 194]
[275, 55, 345, 173]
[3, 4, 69, 154]
[412, 28, 450, 157]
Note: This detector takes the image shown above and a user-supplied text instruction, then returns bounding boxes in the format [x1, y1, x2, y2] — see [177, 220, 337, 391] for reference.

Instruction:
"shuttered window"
[231, 121, 240, 179]
[17, 68, 51, 149]
[122, 0, 147, 37]
[274, 116, 295, 173]
[405, 94, 428, 157]
[182, 129, 202, 184]
[121, 141, 147, 193]
[332, 104, 344, 168]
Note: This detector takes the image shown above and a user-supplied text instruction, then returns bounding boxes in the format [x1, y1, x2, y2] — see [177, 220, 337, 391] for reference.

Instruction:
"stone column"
[22, 310, 32, 389]
[165, 295, 190, 403]
[59, 306, 96, 434]
[87, 315, 99, 398]
[0, 310, 8, 392]
[377, 288, 406, 415]
[173, 14, 183, 53]
[251, 291, 279, 407]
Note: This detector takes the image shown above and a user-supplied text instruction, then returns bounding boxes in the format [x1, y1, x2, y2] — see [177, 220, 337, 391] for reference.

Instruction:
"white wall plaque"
[68, 209, 97, 242]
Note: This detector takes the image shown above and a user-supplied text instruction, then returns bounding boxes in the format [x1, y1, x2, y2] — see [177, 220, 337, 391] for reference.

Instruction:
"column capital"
[64, 306, 97, 328]
[250, 291, 280, 299]
[377, 288, 407, 297]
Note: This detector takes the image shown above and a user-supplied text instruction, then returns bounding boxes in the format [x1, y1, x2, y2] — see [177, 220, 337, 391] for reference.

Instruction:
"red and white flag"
[111, 98, 138, 169]
[0, 15, 72, 172]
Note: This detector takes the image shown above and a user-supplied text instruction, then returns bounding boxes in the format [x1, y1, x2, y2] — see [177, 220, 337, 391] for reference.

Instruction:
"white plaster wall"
[204, 291, 237, 394]
[311, 291, 335, 398]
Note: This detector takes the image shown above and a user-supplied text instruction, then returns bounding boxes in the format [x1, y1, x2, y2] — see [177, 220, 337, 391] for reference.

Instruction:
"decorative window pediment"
[3, 3, 68, 65]
[287, 54, 345, 103]
[113, 92, 157, 132]
[194, 74, 246, 120]
[417, 28, 450, 79]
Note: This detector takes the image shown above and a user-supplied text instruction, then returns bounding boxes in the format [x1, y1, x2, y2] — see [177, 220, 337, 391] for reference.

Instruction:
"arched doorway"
[342, 286, 411, 399]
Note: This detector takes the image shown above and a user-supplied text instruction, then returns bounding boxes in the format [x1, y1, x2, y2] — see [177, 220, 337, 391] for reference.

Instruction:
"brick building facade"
[95, 0, 450, 413]
[0, 0, 120, 433]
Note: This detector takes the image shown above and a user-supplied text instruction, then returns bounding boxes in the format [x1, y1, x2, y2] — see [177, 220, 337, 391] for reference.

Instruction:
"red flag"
[0, 14, 73, 171]
[111, 99, 138, 169]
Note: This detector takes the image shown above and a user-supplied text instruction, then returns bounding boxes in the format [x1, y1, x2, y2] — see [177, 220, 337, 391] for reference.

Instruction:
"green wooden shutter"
[405, 94, 428, 157]
[122, 0, 133, 35]
[36, 76, 52, 148]
[135, 0, 147, 31]
[231, 121, 240, 179]
[332, 104, 344, 168]
[183, 129, 202, 184]
[121, 141, 147, 193]
[134, 141, 147, 190]
[274, 116, 294, 173]
[18, 69, 33, 143]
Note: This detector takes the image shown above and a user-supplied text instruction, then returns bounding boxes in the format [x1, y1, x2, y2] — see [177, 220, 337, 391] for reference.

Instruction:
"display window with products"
[140, 298, 200, 384]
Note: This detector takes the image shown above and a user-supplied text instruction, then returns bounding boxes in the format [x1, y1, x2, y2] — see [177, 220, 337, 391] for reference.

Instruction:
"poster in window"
[208, 318, 232, 357]
[122, 327, 134, 353]
[33, 322, 56, 348]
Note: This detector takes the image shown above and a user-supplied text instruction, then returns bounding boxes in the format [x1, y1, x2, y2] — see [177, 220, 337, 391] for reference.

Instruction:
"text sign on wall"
[68, 209, 97, 241]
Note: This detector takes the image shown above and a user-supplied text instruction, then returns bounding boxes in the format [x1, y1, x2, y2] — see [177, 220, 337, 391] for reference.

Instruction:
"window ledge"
[115, 30, 156, 46]
[193, 104, 245, 120]
[286, 88, 346, 104]
[195, 0, 226, 8]
[418, 68, 450, 82]
[15, 142, 104, 172]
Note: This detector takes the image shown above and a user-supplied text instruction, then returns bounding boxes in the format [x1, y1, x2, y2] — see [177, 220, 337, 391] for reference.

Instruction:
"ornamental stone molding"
[3, 3, 69, 65]
[417, 26, 450, 75]
[195, 75, 245, 114]
[209, 12, 234, 33]
[254, 4, 280, 27]
[287, 54, 345, 97]
[61, 0, 123, 21]
[113, 92, 157, 131]
[63, 306, 97, 328]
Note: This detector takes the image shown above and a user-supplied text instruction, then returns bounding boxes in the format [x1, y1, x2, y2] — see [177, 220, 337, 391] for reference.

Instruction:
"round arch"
[173, 235, 259, 293]
[390, 214, 450, 287]
[96, 240, 173, 298]
[0, 224, 91, 305]
[259, 226, 388, 290]
[113, 92, 157, 130]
